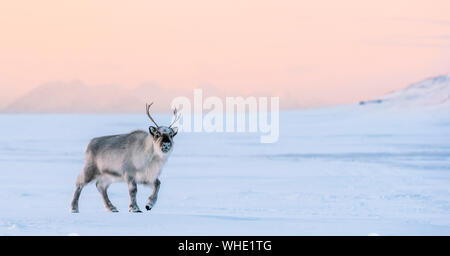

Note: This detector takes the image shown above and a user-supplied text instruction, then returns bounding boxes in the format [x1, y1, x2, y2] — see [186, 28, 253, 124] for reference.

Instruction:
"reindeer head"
[146, 103, 180, 154]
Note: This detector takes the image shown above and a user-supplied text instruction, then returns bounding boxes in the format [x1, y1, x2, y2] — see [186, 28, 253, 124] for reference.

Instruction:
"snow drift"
[359, 75, 450, 109]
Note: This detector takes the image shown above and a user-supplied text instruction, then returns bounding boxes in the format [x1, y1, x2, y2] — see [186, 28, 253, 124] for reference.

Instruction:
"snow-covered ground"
[1, 76, 450, 235]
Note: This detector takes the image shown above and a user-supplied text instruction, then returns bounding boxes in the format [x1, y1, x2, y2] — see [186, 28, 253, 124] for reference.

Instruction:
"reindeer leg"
[145, 179, 161, 211]
[71, 164, 98, 213]
[96, 177, 118, 212]
[125, 176, 142, 213]
[70, 184, 83, 213]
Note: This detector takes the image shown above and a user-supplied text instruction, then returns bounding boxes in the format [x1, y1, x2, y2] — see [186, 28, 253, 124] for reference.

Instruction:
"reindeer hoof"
[107, 207, 119, 212]
[146, 205, 152, 211]
[71, 209, 79, 213]
[129, 206, 142, 213]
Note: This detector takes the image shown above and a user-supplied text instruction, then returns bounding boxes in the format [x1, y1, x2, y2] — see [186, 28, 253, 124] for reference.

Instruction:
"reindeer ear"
[149, 126, 158, 136]
[171, 127, 178, 137]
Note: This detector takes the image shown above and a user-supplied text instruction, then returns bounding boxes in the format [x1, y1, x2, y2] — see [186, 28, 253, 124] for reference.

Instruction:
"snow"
[360, 74, 450, 109]
[1, 90, 450, 235]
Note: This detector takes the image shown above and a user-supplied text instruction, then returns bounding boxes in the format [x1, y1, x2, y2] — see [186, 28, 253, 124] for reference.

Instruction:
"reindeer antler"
[169, 107, 181, 128]
[145, 102, 159, 127]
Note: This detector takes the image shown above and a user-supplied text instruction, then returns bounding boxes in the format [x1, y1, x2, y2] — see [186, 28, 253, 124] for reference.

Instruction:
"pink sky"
[0, 0, 449, 109]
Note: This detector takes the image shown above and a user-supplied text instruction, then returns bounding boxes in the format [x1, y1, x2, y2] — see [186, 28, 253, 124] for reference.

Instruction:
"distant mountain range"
[0, 80, 290, 113]
[2, 75, 449, 113]
[359, 75, 450, 108]
[0, 80, 189, 113]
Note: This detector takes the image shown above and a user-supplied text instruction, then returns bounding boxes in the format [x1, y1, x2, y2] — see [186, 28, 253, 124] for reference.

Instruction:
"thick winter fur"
[70, 126, 177, 213]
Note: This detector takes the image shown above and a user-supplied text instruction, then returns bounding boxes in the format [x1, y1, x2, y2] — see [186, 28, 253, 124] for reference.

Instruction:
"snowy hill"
[2, 80, 134, 113]
[1, 81, 185, 113]
[359, 75, 450, 108]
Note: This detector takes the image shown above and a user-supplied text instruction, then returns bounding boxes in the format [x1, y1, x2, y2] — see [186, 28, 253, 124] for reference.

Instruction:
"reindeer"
[70, 103, 180, 213]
